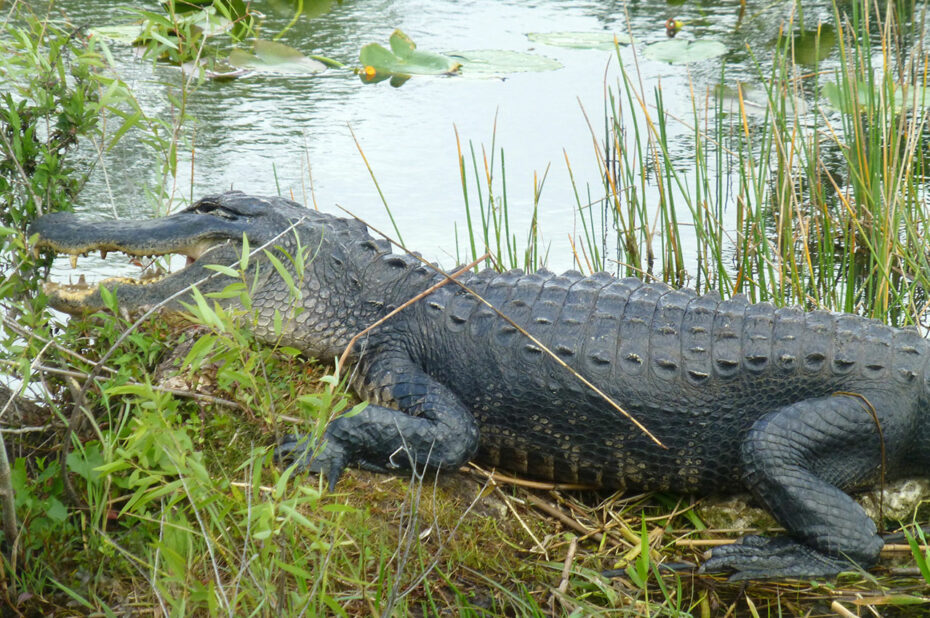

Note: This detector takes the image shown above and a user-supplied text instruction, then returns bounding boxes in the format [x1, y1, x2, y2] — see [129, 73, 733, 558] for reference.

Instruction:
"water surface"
[48, 0, 856, 280]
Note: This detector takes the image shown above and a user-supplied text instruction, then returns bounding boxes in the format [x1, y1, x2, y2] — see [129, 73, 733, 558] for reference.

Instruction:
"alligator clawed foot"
[698, 535, 857, 581]
[275, 434, 348, 491]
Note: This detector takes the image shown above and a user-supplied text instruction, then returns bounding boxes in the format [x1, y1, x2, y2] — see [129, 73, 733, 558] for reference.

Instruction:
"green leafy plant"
[905, 523, 930, 585]
[134, 0, 258, 66]
[359, 29, 462, 85]
[0, 19, 104, 228]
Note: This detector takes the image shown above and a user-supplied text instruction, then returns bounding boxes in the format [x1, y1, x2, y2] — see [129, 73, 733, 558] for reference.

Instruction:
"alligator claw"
[699, 535, 856, 581]
[275, 434, 348, 491]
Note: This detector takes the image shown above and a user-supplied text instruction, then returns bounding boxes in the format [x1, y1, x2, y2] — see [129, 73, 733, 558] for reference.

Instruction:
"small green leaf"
[274, 559, 315, 581]
[275, 460, 296, 499]
[309, 54, 344, 68]
[185, 287, 224, 331]
[263, 250, 298, 299]
[45, 497, 68, 523]
[389, 29, 417, 59]
[106, 383, 154, 397]
[106, 110, 142, 151]
[183, 333, 215, 371]
[203, 264, 239, 277]
[66, 444, 104, 481]
[320, 503, 357, 513]
[239, 233, 250, 271]
[89, 24, 146, 44]
[279, 502, 319, 531]
[207, 280, 246, 300]
[94, 460, 132, 475]
[905, 527, 930, 583]
[100, 285, 118, 313]
[342, 401, 368, 419]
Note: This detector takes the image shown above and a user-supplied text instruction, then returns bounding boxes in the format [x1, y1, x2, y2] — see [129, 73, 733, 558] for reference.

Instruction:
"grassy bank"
[1, 0, 929, 615]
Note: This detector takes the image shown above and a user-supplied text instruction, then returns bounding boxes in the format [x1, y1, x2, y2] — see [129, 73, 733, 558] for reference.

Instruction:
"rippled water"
[49, 0, 845, 280]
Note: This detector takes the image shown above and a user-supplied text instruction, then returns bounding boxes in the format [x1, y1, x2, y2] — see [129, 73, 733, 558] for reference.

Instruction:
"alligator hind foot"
[730, 393, 892, 579]
[699, 535, 862, 581]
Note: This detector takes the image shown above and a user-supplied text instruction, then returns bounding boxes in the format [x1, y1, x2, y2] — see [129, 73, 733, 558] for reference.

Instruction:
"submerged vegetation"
[0, 0, 929, 615]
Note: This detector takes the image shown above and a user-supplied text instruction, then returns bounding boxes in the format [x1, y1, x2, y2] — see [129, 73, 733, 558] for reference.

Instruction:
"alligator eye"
[214, 207, 240, 220]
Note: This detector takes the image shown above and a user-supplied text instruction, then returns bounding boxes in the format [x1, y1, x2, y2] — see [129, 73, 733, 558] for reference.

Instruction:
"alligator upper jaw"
[29, 210, 243, 259]
[29, 210, 247, 314]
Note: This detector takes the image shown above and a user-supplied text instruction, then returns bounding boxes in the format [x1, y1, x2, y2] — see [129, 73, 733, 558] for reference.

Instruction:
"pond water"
[49, 0, 860, 281]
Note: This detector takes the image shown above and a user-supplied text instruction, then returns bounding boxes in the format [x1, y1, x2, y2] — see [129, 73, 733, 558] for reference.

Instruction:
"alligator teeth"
[70, 254, 78, 269]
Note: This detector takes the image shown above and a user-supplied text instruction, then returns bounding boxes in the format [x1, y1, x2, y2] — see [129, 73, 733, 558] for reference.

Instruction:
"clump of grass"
[453, 117, 551, 273]
[563, 1, 930, 327]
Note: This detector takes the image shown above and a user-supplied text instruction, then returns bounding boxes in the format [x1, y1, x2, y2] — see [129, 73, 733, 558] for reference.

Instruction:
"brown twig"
[830, 601, 857, 618]
[464, 463, 595, 491]
[0, 359, 243, 411]
[0, 386, 23, 555]
[557, 536, 578, 595]
[674, 538, 927, 557]
[525, 493, 605, 544]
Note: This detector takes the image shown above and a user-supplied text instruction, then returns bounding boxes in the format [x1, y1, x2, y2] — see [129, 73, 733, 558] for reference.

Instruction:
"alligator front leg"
[277, 352, 480, 489]
[701, 393, 890, 580]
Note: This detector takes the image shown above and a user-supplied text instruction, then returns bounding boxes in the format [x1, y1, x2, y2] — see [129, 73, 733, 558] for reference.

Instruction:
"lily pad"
[822, 81, 930, 114]
[359, 29, 461, 78]
[785, 25, 836, 67]
[643, 38, 728, 64]
[715, 83, 808, 117]
[267, 0, 336, 19]
[228, 39, 326, 74]
[445, 50, 562, 77]
[526, 31, 632, 50]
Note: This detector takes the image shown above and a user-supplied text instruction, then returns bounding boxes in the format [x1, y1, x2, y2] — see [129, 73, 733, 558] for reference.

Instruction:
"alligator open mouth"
[29, 206, 252, 314]
[40, 244, 217, 308]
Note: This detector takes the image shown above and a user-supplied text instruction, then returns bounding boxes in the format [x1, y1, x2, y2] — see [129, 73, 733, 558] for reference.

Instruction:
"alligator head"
[29, 191, 396, 360]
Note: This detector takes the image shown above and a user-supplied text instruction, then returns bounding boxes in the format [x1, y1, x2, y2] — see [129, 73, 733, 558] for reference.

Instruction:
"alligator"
[30, 191, 930, 580]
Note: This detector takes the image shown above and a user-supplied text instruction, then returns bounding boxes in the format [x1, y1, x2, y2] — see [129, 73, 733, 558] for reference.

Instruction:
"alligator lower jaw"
[40, 244, 213, 314]
[43, 274, 164, 303]
[42, 269, 176, 315]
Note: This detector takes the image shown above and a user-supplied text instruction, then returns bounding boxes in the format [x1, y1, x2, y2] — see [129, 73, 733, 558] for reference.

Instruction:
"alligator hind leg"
[276, 352, 480, 489]
[701, 393, 889, 580]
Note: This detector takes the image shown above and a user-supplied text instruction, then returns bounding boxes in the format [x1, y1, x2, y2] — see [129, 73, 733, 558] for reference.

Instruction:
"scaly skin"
[30, 191, 930, 580]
